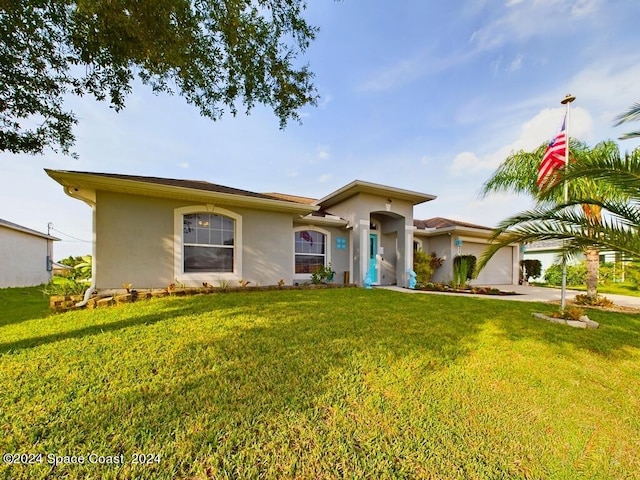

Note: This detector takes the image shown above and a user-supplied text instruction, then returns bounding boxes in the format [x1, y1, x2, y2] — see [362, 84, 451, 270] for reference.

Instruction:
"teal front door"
[369, 233, 378, 284]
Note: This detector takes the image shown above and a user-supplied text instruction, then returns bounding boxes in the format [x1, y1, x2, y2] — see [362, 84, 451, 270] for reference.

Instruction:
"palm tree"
[614, 102, 640, 140]
[477, 148, 640, 285]
[480, 140, 620, 298]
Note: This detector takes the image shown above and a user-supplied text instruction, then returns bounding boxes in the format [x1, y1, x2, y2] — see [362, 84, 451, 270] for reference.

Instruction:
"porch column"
[357, 220, 369, 287]
[395, 224, 413, 288]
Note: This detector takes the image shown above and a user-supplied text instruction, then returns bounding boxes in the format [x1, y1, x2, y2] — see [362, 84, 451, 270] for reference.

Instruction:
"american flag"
[537, 116, 567, 189]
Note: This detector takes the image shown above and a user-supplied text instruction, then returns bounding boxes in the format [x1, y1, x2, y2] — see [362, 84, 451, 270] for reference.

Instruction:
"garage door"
[462, 243, 513, 285]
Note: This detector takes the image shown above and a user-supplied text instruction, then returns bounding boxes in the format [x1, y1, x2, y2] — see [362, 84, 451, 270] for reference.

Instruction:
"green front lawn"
[533, 282, 640, 297]
[1, 288, 639, 479]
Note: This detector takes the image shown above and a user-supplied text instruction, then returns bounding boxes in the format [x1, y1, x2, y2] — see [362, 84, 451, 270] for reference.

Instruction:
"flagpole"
[560, 93, 576, 311]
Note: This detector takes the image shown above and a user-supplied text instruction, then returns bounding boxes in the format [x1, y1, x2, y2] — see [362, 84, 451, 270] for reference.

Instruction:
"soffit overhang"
[46, 170, 320, 215]
[317, 180, 436, 209]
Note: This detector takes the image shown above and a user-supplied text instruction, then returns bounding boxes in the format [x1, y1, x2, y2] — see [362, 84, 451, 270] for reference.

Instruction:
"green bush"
[520, 259, 542, 282]
[311, 264, 335, 284]
[413, 250, 433, 285]
[544, 262, 587, 286]
[42, 277, 89, 296]
[626, 262, 640, 290]
[58, 255, 92, 281]
[454, 255, 476, 281]
[598, 262, 616, 285]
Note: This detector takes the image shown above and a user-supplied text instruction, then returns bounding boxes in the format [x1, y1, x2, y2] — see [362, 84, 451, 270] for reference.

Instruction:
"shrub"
[311, 264, 335, 284]
[452, 256, 471, 289]
[453, 255, 476, 281]
[413, 250, 433, 285]
[57, 255, 92, 281]
[520, 259, 542, 283]
[574, 294, 613, 307]
[626, 262, 640, 290]
[544, 262, 587, 286]
[42, 277, 89, 296]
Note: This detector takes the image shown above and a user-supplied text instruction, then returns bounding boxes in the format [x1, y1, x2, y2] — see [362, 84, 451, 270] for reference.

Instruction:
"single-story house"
[0, 218, 59, 288]
[46, 170, 521, 292]
[523, 240, 629, 282]
[413, 217, 520, 285]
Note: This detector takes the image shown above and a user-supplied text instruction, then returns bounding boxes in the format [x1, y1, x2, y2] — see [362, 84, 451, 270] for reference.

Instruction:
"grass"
[0, 286, 50, 328]
[533, 282, 640, 297]
[1, 288, 640, 479]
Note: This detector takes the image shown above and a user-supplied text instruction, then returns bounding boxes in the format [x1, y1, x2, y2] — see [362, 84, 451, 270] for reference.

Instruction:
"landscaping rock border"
[532, 312, 599, 329]
[49, 283, 358, 313]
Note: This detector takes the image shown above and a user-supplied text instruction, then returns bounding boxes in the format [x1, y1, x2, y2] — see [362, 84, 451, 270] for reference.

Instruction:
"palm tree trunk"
[585, 248, 599, 299]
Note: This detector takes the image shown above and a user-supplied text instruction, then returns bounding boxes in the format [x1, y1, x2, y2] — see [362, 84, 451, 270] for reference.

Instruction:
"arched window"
[183, 213, 234, 272]
[294, 229, 328, 275]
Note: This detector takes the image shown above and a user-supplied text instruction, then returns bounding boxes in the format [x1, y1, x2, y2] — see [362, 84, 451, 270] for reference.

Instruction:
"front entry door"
[369, 233, 379, 284]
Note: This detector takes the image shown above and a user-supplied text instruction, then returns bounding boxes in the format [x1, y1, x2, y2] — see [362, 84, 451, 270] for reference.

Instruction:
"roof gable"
[317, 180, 436, 208]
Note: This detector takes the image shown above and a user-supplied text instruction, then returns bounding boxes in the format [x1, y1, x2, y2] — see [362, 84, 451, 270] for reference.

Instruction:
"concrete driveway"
[379, 284, 640, 309]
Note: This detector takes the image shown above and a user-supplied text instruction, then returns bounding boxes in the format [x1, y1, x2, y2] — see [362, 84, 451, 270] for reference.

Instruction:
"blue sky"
[2, 0, 640, 259]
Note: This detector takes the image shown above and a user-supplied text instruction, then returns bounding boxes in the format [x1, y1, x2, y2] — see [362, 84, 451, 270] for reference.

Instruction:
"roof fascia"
[0, 221, 59, 241]
[414, 225, 517, 243]
[317, 180, 436, 208]
[46, 170, 319, 215]
[294, 215, 349, 228]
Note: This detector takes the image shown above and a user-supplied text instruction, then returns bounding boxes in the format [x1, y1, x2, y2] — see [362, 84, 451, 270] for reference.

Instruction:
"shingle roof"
[262, 192, 318, 205]
[65, 171, 283, 202]
[414, 217, 493, 231]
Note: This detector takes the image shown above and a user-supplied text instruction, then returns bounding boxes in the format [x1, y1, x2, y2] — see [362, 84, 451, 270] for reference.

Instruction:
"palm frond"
[538, 147, 640, 201]
[619, 131, 640, 140]
[613, 102, 640, 126]
[477, 200, 640, 274]
[613, 102, 640, 140]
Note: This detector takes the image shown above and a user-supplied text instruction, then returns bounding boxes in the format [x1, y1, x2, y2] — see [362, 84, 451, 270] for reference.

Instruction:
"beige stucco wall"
[416, 233, 520, 285]
[95, 191, 347, 289]
[326, 193, 415, 286]
[291, 222, 351, 284]
[0, 227, 53, 288]
[420, 234, 454, 284]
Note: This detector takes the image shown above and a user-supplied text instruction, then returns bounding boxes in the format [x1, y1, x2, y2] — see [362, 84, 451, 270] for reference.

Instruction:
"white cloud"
[470, 0, 601, 51]
[318, 173, 331, 183]
[449, 106, 593, 175]
[359, 53, 429, 93]
[318, 94, 333, 109]
[568, 57, 640, 111]
[177, 162, 189, 169]
[571, 0, 601, 16]
[317, 146, 331, 160]
[507, 53, 523, 72]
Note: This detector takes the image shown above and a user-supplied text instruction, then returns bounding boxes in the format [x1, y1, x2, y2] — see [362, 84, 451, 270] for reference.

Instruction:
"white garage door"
[463, 243, 514, 285]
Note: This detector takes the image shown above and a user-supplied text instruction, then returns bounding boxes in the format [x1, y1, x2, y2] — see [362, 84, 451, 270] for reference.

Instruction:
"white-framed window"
[293, 227, 331, 278]
[183, 213, 234, 272]
[174, 206, 242, 283]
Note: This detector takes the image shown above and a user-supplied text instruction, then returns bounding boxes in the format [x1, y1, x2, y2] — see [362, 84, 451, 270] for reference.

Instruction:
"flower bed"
[418, 283, 520, 296]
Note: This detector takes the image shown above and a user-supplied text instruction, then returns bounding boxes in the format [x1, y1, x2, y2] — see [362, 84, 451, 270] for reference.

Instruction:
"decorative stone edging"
[49, 283, 357, 313]
[532, 312, 599, 329]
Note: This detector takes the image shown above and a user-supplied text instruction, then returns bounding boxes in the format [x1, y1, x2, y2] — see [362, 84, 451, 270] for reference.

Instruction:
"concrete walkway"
[378, 284, 640, 309]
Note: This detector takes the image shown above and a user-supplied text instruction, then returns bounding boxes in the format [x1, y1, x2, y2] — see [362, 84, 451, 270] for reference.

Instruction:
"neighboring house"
[0, 218, 59, 288]
[46, 170, 521, 290]
[523, 240, 628, 282]
[414, 217, 521, 285]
